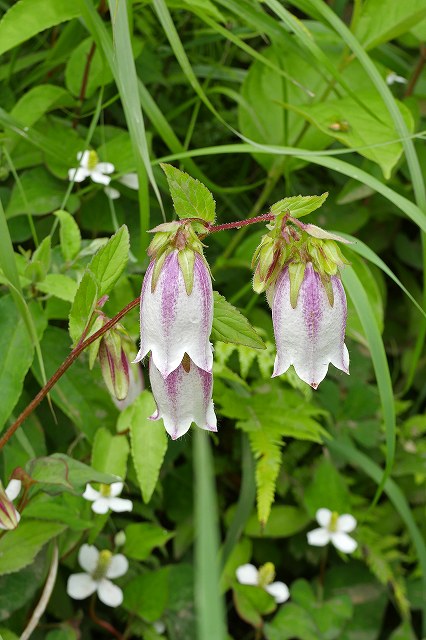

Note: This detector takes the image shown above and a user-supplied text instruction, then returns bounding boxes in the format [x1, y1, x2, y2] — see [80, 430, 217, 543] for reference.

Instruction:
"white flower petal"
[90, 171, 111, 185]
[236, 563, 259, 586]
[119, 172, 139, 189]
[337, 514, 357, 533]
[97, 578, 123, 607]
[104, 186, 121, 200]
[135, 252, 213, 377]
[91, 497, 111, 514]
[149, 357, 216, 440]
[67, 573, 97, 600]
[96, 161, 115, 174]
[78, 544, 99, 573]
[68, 167, 89, 182]
[109, 482, 124, 497]
[265, 581, 290, 604]
[331, 532, 358, 554]
[82, 484, 101, 502]
[307, 527, 331, 547]
[316, 508, 332, 527]
[272, 264, 349, 388]
[153, 621, 166, 634]
[106, 554, 129, 579]
[5, 479, 21, 501]
[108, 497, 133, 513]
[78, 150, 91, 168]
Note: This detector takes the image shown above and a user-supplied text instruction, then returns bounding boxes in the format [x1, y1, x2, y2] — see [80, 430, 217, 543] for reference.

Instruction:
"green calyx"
[149, 220, 207, 295]
[306, 238, 350, 276]
[252, 234, 289, 294]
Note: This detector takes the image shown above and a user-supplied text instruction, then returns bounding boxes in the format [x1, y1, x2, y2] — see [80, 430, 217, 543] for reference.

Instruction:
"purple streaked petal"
[136, 252, 213, 378]
[272, 263, 349, 388]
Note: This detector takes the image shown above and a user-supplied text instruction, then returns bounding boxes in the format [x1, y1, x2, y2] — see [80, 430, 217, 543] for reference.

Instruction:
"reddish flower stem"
[0, 297, 140, 452]
[207, 213, 276, 233]
[89, 595, 124, 640]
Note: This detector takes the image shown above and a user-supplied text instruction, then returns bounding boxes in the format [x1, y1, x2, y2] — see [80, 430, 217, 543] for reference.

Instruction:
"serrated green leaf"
[26, 453, 120, 493]
[69, 226, 129, 342]
[212, 291, 265, 349]
[0, 520, 66, 575]
[0, 0, 80, 56]
[54, 210, 81, 262]
[161, 163, 216, 223]
[36, 274, 78, 302]
[123, 523, 174, 561]
[130, 392, 168, 503]
[303, 458, 351, 517]
[91, 427, 129, 480]
[270, 193, 328, 218]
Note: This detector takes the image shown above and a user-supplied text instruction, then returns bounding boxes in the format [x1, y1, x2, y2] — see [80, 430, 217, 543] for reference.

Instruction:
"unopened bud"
[99, 329, 130, 401]
[0, 481, 21, 531]
[114, 531, 126, 547]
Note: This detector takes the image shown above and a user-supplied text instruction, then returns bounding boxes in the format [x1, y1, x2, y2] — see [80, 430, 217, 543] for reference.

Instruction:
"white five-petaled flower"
[236, 562, 290, 604]
[386, 71, 407, 86]
[307, 508, 357, 553]
[83, 482, 133, 515]
[134, 250, 213, 378]
[0, 479, 22, 530]
[149, 356, 217, 440]
[68, 150, 115, 186]
[67, 544, 128, 607]
[271, 262, 349, 389]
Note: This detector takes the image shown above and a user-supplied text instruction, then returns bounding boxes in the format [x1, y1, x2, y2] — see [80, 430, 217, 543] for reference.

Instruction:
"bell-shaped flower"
[68, 150, 115, 186]
[271, 262, 349, 389]
[0, 479, 21, 530]
[307, 508, 357, 553]
[83, 482, 133, 515]
[236, 562, 290, 604]
[134, 250, 213, 378]
[67, 544, 128, 607]
[149, 356, 217, 440]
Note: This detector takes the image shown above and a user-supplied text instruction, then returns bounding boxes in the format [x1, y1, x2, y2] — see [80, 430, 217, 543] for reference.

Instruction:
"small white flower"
[307, 507, 357, 553]
[83, 482, 133, 515]
[386, 71, 407, 86]
[67, 544, 128, 607]
[104, 186, 121, 200]
[118, 172, 139, 190]
[236, 562, 290, 604]
[153, 620, 166, 634]
[68, 150, 115, 186]
[0, 479, 22, 530]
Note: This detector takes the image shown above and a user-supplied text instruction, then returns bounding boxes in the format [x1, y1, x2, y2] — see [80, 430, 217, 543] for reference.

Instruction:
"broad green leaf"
[5, 168, 79, 219]
[0, 553, 46, 621]
[65, 37, 114, 98]
[69, 225, 129, 342]
[10, 85, 72, 130]
[32, 327, 118, 441]
[123, 523, 174, 561]
[27, 453, 120, 493]
[303, 458, 351, 517]
[234, 585, 276, 629]
[54, 210, 81, 262]
[91, 427, 129, 480]
[354, 0, 426, 49]
[123, 568, 170, 621]
[212, 291, 265, 349]
[161, 163, 216, 223]
[129, 392, 168, 503]
[0, 296, 46, 433]
[25, 236, 51, 284]
[290, 92, 414, 179]
[0, 521, 65, 575]
[270, 193, 328, 218]
[0, 0, 80, 56]
[23, 495, 93, 531]
[36, 274, 78, 303]
[245, 506, 310, 538]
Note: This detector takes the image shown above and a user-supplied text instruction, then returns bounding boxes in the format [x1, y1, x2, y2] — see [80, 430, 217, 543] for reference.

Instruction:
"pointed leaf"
[161, 163, 216, 223]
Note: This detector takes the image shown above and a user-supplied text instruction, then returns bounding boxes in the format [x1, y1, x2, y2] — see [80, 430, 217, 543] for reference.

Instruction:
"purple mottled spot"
[161, 253, 180, 334]
[197, 366, 213, 408]
[332, 275, 348, 369]
[193, 254, 212, 336]
[301, 264, 322, 340]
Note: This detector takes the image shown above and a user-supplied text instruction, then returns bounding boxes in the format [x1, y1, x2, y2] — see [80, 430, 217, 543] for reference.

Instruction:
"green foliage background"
[0, 0, 425, 639]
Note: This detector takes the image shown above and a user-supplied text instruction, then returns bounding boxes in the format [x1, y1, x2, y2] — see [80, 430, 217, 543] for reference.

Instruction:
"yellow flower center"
[87, 150, 99, 171]
[258, 562, 275, 588]
[92, 550, 112, 581]
[100, 483, 111, 497]
[329, 511, 339, 532]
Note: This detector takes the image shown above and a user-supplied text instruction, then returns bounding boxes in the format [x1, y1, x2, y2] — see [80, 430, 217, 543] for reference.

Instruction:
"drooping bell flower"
[0, 479, 22, 530]
[149, 355, 217, 440]
[134, 236, 213, 378]
[271, 262, 349, 388]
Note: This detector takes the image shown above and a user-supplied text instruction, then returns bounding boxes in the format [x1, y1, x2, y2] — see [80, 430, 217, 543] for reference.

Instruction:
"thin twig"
[0, 297, 140, 451]
[72, 42, 97, 128]
[20, 543, 59, 640]
[89, 595, 124, 640]
[405, 44, 426, 98]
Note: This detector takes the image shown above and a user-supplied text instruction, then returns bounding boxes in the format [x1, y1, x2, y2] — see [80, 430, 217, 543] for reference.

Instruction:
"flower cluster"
[133, 220, 216, 440]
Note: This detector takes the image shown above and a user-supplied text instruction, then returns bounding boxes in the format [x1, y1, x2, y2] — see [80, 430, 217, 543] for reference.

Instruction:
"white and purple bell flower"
[134, 250, 213, 378]
[271, 262, 349, 389]
[149, 356, 217, 440]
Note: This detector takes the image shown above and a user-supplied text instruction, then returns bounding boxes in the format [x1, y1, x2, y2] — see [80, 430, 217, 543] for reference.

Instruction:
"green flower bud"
[99, 328, 130, 401]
